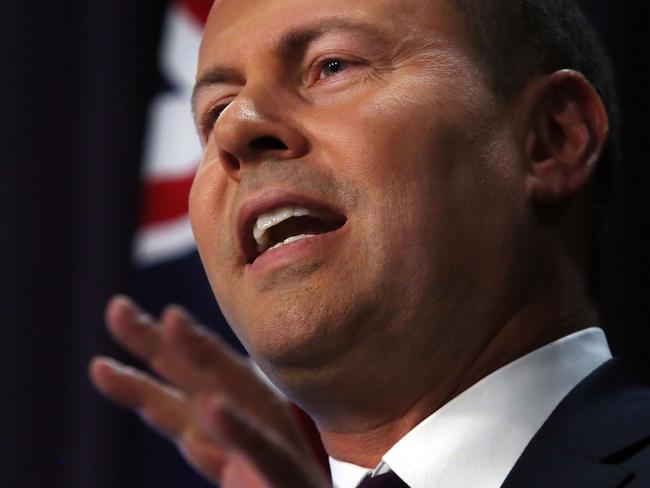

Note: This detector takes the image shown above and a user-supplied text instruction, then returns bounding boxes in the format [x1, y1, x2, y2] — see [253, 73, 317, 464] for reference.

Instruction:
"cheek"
[317, 88, 463, 239]
[311, 75, 520, 295]
[317, 74, 471, 190]
[308, 87, 463, 296]
[189, 167, 249, 328]
[189, 163, 233, 276]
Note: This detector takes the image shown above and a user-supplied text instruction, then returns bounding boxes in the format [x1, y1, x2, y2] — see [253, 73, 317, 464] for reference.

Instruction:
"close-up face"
[189, 0, 534, 391]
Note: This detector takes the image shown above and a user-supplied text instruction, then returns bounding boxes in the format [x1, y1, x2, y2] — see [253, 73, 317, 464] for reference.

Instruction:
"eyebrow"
[191, 65, 243, 116]
[191, 17, 388, 113]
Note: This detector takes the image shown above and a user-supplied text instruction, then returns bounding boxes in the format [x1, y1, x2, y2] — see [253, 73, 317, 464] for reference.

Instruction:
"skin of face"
[189, 0, 541, 430]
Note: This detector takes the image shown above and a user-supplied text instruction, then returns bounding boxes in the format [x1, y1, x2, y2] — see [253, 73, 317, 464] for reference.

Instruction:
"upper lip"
[237, 189, 347, 264]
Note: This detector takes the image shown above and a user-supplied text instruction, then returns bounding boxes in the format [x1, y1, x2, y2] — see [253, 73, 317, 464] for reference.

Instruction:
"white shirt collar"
[329, 327, 613, 488]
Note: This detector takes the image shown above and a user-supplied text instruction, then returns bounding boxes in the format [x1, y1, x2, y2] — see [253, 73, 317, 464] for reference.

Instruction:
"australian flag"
[127, 1, 241, 486]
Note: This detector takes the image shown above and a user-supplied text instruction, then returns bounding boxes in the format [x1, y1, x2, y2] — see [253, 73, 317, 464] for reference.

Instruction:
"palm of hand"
[89, 296, 328, 488]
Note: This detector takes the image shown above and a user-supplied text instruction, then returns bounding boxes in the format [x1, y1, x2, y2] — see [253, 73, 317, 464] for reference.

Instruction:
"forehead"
[198, 0, 468, 72]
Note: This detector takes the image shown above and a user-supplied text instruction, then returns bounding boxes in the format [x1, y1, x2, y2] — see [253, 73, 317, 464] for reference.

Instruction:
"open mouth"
[243, 204, 347, 264]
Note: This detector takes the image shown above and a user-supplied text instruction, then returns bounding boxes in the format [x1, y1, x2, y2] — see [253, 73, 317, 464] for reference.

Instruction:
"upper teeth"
[253, 206, 318, 251]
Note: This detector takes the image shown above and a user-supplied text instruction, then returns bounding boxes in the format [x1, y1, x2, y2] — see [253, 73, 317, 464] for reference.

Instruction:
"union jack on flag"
[135, 0, 212, 267]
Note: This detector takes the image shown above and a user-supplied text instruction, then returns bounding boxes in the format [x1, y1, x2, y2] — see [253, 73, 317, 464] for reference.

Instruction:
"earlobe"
[524, 70, 609, 204]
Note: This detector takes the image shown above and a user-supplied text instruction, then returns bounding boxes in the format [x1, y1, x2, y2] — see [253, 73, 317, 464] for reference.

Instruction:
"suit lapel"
[502, 359, 650, 488]
[501, 436, 632, 487]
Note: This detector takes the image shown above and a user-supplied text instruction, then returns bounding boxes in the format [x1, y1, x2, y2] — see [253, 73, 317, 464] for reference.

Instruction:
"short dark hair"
[451, 0, 620, 300]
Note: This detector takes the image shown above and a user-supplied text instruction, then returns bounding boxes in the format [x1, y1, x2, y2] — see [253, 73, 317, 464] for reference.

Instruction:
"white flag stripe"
[160, 4, 203, 90]
[141, 92, 203, 179]
[133, 216, 197, 267]
[134, 3, 205, 267]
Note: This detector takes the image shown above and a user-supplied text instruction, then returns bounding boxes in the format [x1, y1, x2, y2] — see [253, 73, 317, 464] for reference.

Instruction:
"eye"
[319, 59, 350, 79]
[310, 57, 358, 85]
[201, 103, 229, 138]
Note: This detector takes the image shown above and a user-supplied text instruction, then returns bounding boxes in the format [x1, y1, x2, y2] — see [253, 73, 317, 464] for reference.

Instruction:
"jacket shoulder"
[503, 359, 650, 487]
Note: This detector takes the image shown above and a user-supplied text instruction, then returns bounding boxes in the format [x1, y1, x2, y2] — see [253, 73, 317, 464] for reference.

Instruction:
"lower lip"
[245, 224, 348, 277]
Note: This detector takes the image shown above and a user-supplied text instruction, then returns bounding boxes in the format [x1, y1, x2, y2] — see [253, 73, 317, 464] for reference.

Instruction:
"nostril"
[219, 149, 241, 174]
[250, 136, 288, 151]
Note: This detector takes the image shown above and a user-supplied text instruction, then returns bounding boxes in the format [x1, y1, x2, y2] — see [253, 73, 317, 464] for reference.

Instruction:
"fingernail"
[113, 295, 153, 324]
[164, 307, 200, 337]
[96, 356, 129, 372]
[112, 294, 137, 309]
[163, 303, 197, 325]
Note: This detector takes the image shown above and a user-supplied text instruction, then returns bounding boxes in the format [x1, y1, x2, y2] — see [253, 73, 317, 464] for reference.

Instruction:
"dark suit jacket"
[502, 359, 650, 487]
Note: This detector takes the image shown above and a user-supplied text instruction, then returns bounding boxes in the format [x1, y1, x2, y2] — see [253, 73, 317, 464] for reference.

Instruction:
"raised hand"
[89, 295, 329, 488]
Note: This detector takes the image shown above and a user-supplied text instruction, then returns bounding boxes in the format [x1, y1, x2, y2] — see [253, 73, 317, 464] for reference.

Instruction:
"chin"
[232, 294, 368, 371]
[245, 315, 337, 368]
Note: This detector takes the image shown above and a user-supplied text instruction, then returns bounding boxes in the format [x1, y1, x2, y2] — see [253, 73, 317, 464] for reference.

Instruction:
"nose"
[212, 91, 309, 181]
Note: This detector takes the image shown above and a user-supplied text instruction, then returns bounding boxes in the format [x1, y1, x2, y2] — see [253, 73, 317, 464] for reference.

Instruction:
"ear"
[524, 70, 609, 204]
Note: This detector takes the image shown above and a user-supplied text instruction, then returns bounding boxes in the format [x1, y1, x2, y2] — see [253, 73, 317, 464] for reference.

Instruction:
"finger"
[89, 356, 189, 439]
[161, 305, 290, 408]
[161, 305, 255, 394]
[90, 357, 231, 483]
[105, 296, 206, 394]
[163, 310, 312, 452]
[161, 304, 246, 376]
[105, 295, 159, 359]
[197, 397, 329, 488]
[177, 427, 230, 483]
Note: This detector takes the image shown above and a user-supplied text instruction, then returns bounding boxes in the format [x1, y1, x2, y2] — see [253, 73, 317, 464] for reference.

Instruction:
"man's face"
[190, 0, 531, 383]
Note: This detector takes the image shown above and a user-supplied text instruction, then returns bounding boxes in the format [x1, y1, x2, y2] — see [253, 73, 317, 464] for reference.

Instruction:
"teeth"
[253, 206, 318, 251]
[266, 234, 315, 252]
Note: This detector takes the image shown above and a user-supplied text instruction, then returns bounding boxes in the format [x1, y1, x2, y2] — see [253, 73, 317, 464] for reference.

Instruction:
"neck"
[317, 257, 598, 468]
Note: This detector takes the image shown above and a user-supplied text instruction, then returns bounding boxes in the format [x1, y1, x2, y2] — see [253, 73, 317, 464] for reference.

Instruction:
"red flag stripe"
[177, 0, 212, 26]
[139, 174, 196, 227]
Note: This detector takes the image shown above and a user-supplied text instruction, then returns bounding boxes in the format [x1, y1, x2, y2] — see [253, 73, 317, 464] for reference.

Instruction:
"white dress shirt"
[329, 328, 613, 488]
